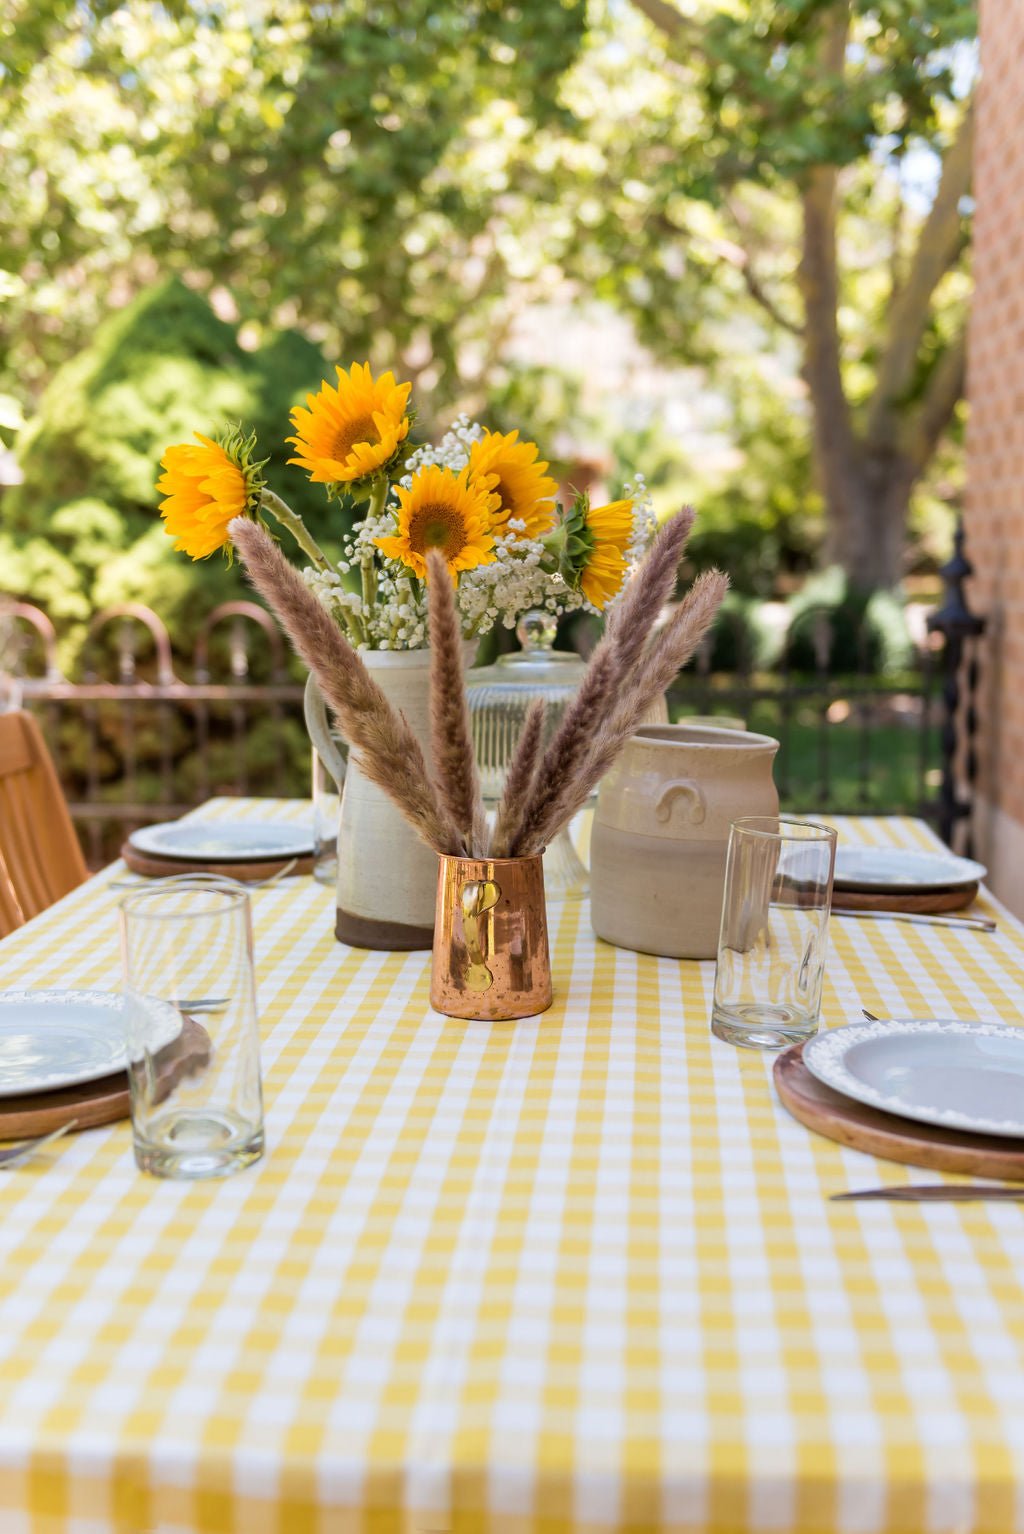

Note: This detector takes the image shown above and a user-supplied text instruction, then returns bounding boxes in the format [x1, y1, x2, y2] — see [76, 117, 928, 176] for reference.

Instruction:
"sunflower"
[287, 362, 411, 487]
[157, 431, 260, 560]
[374, 464, 499, 581]
[578, 498, 634, 608]
[542, 493, 635, 610]
[466, 429, 557, 539]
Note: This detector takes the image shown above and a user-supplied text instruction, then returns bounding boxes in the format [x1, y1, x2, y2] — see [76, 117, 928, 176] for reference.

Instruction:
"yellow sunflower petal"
[579, 498, 634, 610]
[467, 428, 557, 539]
[287, 361, 412, 485]
[157, 436, 252, 560]
[373, 463, 498, 582]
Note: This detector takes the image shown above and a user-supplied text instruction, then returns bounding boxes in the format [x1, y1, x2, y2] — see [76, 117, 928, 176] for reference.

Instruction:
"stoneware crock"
[590, 722, 780, 960]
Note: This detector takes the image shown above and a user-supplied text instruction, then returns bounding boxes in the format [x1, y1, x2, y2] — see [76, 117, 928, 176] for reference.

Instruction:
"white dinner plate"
[128, 821, 312, 863]
[803, 1017, 1024, 1138]
[0, 990, 181, 1098]
[834, 846, 987, 893]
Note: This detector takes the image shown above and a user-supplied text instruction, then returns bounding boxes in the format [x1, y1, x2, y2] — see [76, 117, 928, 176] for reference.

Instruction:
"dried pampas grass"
[229, 517, 459, 854]
[491, 699, 546, 858]
[425, 549, 487, 856]
[507, 505, 721, 856]
[230, 501, 728, 869]
[606, 505, 694, 676]
[508, 645, 618, 857]
[560, 568, 731, 834]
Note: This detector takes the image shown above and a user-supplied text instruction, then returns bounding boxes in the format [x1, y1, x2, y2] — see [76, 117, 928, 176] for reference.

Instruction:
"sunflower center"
[493, 478, 514, 513]
[333, 414, 378, 462]
[408, 501, 467, 556]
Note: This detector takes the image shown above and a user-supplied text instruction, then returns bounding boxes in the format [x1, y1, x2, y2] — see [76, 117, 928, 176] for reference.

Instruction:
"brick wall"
[964, 0, 1024, 914]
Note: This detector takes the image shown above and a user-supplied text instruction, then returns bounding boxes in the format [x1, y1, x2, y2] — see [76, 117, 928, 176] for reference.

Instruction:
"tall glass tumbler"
[120, 884, 265, 1179]
[711, 816, 837, 1051]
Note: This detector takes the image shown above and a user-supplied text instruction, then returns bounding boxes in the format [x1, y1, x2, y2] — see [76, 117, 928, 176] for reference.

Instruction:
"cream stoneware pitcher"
[304, 650, 442, 950]
[590, 723, 780, 960]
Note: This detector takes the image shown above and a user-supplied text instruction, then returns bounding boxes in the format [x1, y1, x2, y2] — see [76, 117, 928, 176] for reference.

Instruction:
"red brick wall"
[965, 0, 1024, 911]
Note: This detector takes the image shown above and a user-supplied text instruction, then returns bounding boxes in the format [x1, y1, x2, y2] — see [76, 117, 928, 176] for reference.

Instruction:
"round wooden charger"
[774, 1040, 1024, 1181]
[121, 843, 314, 882]
[832, 881, 978, 915]
[0, 1017, 211, 1140]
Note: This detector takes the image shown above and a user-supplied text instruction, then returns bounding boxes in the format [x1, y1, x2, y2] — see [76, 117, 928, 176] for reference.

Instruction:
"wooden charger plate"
[0, 1016, 210, 1140]
[121, 842, 314, 882]
[774, 1039, 1024, 1181]
[832, 881, 978, 915]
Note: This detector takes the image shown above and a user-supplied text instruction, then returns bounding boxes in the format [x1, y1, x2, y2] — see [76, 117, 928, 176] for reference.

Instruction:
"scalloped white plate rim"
[803, 1017, 1024, 1138]
[834, 846, 987, 893]
[0, 989, 181, 1098]
[128, 820, 313, 862]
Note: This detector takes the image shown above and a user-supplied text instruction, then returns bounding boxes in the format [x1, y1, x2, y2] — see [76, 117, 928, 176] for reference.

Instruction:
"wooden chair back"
[0, 711, 88, 938]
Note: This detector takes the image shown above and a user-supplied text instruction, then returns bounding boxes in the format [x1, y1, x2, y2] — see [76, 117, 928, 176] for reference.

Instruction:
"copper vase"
[431, 853, 552, 1021]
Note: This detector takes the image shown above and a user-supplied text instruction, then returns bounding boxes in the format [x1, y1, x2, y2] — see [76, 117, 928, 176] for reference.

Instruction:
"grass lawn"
[670, 688, 940, 820]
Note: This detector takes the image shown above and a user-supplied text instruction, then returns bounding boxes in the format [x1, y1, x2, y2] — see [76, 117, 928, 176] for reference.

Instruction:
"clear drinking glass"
[711, 815, 837, 1050]
[120, 884, 265, 1179]
[311, 744, 341, 886]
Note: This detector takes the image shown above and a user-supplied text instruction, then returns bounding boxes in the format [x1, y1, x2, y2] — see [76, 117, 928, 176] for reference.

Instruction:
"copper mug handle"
[460, 878, 502, 993]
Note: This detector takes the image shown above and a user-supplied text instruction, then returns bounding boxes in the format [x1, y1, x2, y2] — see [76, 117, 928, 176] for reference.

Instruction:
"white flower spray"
[303, 414, 655, 650]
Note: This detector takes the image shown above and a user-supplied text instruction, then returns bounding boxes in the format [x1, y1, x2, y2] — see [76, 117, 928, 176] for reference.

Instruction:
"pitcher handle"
[303, 674, 348, 789]
[655, 777, 707, 826]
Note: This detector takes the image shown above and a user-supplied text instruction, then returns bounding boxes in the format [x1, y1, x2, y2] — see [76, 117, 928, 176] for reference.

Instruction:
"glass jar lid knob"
[516, 609, 559, 654]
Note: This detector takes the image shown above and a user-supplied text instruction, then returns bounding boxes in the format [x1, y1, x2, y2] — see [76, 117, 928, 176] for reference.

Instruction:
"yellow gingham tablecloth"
[1, 799, 1023, 1534]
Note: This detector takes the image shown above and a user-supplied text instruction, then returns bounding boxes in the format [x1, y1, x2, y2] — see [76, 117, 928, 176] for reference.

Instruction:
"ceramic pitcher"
[590, 723, 780, 960]
[304, 651, 441, 950]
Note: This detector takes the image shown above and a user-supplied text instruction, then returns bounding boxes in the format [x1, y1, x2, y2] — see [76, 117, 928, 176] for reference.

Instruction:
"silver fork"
[0, 1121, 77, 1169]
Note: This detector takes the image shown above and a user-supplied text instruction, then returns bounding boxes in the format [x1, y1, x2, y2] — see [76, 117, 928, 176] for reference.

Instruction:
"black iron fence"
[0, 599, 309, 867]
[1, 550, 985, 866]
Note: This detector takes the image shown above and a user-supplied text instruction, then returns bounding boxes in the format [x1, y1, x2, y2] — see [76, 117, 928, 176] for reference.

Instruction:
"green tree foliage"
[3, 277, 329, 654]
[0, 0, 587, 402]
[492, 0, 975, 588]
[0, 0, 973, 598]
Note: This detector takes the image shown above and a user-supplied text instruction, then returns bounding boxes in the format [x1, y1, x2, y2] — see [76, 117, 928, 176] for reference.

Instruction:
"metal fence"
[0, 582, 982, 867]
[0, 599, 308, 867]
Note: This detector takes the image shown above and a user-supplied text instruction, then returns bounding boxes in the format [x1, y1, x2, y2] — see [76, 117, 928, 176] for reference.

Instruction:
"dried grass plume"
[425, 549, 487, 856]
[229, 517, 459, 853]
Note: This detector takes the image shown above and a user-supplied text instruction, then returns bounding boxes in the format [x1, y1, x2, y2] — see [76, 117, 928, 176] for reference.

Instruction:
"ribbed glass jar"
[467, 611, 590, 899]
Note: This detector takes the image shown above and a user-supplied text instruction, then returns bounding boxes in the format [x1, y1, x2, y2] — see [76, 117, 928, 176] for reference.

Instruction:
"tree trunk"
[820, 449, 917, 590]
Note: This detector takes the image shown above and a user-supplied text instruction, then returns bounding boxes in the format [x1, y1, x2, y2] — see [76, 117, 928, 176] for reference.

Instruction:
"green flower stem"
[360, 476, 389, 613]
[259, 489, 331, 572]
[345, 609, 367, 647]
[360, 556, 376, 613]
[368, 477, 389, 519]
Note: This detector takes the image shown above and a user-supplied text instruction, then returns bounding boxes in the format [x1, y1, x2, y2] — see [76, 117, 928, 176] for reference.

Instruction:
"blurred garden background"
[0, 0, 977, 859]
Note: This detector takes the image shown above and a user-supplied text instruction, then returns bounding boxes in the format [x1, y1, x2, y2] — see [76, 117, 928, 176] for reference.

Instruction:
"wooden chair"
[0, 711, 88, 939]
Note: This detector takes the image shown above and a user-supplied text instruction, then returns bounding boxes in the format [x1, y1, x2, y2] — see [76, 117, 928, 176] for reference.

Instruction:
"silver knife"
[832, 907, 996, 934]
[832, 1184, 1024, 1203]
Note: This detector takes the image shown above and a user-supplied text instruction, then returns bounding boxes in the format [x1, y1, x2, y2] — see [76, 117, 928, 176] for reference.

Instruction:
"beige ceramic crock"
[590, 723, 780, 960]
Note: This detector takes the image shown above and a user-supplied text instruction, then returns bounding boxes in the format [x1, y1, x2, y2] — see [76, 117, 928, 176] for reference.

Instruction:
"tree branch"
[629, 0, 694, 42]
[721, 201, 803, 335]
[797, 5, 859, 489]
[906, 328, 967, 470]
[740, 259, 803, 335]
[866, 98, 974, 448]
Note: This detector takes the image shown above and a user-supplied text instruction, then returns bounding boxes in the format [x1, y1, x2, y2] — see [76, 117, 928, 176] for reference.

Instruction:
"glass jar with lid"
[467, 610, 588, 898]
[467, 610, 668, 899]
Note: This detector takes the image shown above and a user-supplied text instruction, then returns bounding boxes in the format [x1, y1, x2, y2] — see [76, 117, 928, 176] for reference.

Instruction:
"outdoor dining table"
[0, 795, 1023, 1534]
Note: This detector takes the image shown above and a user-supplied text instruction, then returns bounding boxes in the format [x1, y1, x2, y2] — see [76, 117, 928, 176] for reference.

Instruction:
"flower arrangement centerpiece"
[158, 362, 656, 652]
[158, 362, 725, 959]
[226, 513, 726, 1016]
